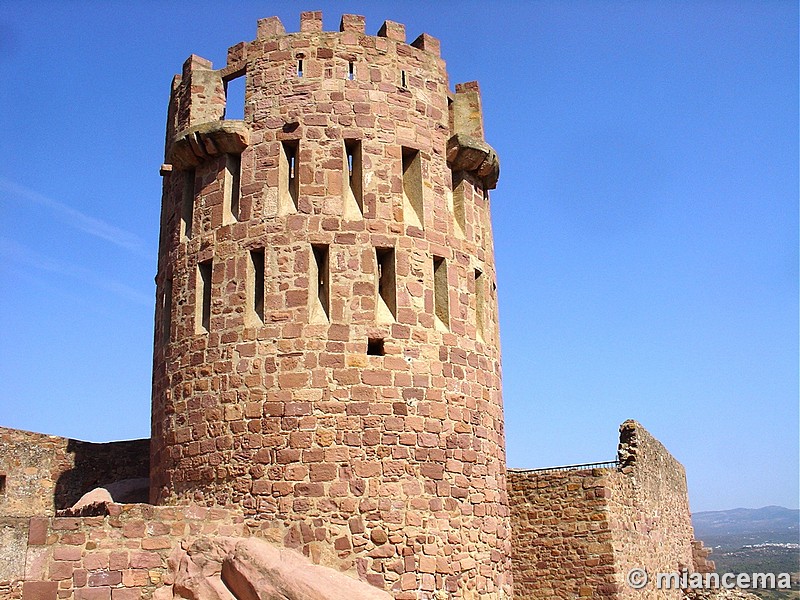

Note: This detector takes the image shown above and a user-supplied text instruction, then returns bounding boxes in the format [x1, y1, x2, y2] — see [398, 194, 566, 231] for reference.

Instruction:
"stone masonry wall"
[507, 468, 618, 599]
[0, 428, 149, 518]
[608, 420, 696, 600]
[508, 421, 702, 599]
[151, 12, 509, 599]
[17, 503, 248, 600]
[0, 428, 149, 584]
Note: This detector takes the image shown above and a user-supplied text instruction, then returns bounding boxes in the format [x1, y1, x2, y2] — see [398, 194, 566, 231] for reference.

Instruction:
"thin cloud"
[0, 238, 153, 307]
[0, 178, 151, 259]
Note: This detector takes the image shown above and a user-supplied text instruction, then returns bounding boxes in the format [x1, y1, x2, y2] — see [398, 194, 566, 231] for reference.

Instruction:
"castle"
[0, 13, 713, 600]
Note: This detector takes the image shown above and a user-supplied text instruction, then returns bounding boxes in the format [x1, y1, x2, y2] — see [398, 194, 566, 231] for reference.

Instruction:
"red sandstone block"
[399, 572, 416, 590]
[257, 16, 285, 38]
[75, 588, 111, 600]
[122, 569, 150, 587]
[279, 372, 309, 389]
[88, 571, 122, 587]
[284, 464, 308, 481]
[418, 555, 436, 574]
[377, 20, 405, 42]
[111, 590, 140, 600]
[22, 581, 58, 600]
[141, 537, 172, 550]
[328, 324, 349, 341]
[369, 544, 395, 559]
[121, 521, 145, 539]
[340, 14, 365, 33]
[60, 532, 87, 545]
[420, 463, 444, 480]
[309, 463, 337, 482]
[51, 518, 80, 531]
[27, 518, 49, 546]
[294, 483, 324, 497]
[300, 11, 323, 32]
[53, 546, 82, 561]
[73, 568, 88, 587]
[362, 370, 392, 386]
[346, 402, 369, 416]
[128, 552, 162, 569]
[284, 401, 312, 416]
[83, 552, 109, 570]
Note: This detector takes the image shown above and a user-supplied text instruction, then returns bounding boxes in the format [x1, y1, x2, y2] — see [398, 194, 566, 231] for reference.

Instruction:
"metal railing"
[509, 460, 620, 474]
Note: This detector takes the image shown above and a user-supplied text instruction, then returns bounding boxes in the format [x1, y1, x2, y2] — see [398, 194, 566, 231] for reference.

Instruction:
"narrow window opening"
[297, 58, 304, 78]
[452, 171, 466, 237]
[0, 473, 6, 495]
[181, 169, 195, 240]
[223, 75, 246, 120]
[343, 139, 363, 219]
[250, 248, 265, 323]
[375, 247, 397, 323]
[474, 269, 485, 341]
[402, 147, 423, 229]
[367, 338, 385, 356]
[162, 277, 173, 344]
[197, 260, 213, 334]
[433, 256, 449, 331]
[447, 96, 455, 135]
[347, 61, 355, 81]
[280, 140, 299, 214]
[400, 70, 408, 88]
[310, 244, 329, 322]
[224, 154, 242, 223]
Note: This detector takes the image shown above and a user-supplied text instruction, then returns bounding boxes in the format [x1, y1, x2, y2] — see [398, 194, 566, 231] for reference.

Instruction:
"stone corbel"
[446, 133, 500, 190]
[168, 120, 250, 170]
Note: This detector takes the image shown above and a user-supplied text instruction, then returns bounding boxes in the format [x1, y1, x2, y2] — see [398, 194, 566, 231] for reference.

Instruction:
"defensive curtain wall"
[509, 420, 714, 600]
[0, 421, 714, 599]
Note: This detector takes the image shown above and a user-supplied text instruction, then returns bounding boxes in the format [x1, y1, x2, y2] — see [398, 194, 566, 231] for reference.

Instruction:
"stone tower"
[151, 11, 508, 598]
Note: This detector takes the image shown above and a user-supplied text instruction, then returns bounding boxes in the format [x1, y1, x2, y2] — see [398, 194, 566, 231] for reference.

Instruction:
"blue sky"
[0, 1, 796, 513]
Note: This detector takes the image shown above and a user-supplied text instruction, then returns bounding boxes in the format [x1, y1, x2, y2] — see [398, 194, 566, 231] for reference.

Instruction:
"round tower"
[151, 12, 508, 598]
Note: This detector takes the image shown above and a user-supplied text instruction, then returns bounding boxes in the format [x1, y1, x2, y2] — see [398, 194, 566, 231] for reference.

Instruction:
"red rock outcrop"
[155, 537, 392, 600]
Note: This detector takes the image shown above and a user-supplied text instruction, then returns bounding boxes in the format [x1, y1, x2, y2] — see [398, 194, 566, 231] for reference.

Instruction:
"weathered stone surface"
[0, 427, 149, 519]
[158, 537, 391, 600]
[67, 478, 151, 515]
[169, 121, 250, 170]
[446, 133, 500, 189]
[508, 421, 710, 600]
[21, 581, 58, 600]
[0, 518, 29, 581]
[685, 589, 761, 600]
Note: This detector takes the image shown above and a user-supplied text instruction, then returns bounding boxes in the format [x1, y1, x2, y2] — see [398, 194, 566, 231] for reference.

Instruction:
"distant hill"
[693, 506, 799, 549]
[692, 506, 799, 600]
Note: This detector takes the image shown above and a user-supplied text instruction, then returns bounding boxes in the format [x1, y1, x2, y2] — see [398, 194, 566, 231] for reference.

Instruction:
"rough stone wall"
[151, 12, 509, 599]
[608, 421, 695, 600]
[0, 428, 149, 518]
[0, 428, 149, 584]
[508, 421, 702, 599]
[17, 503, 248, 600]
[507, 468, 618, 599]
